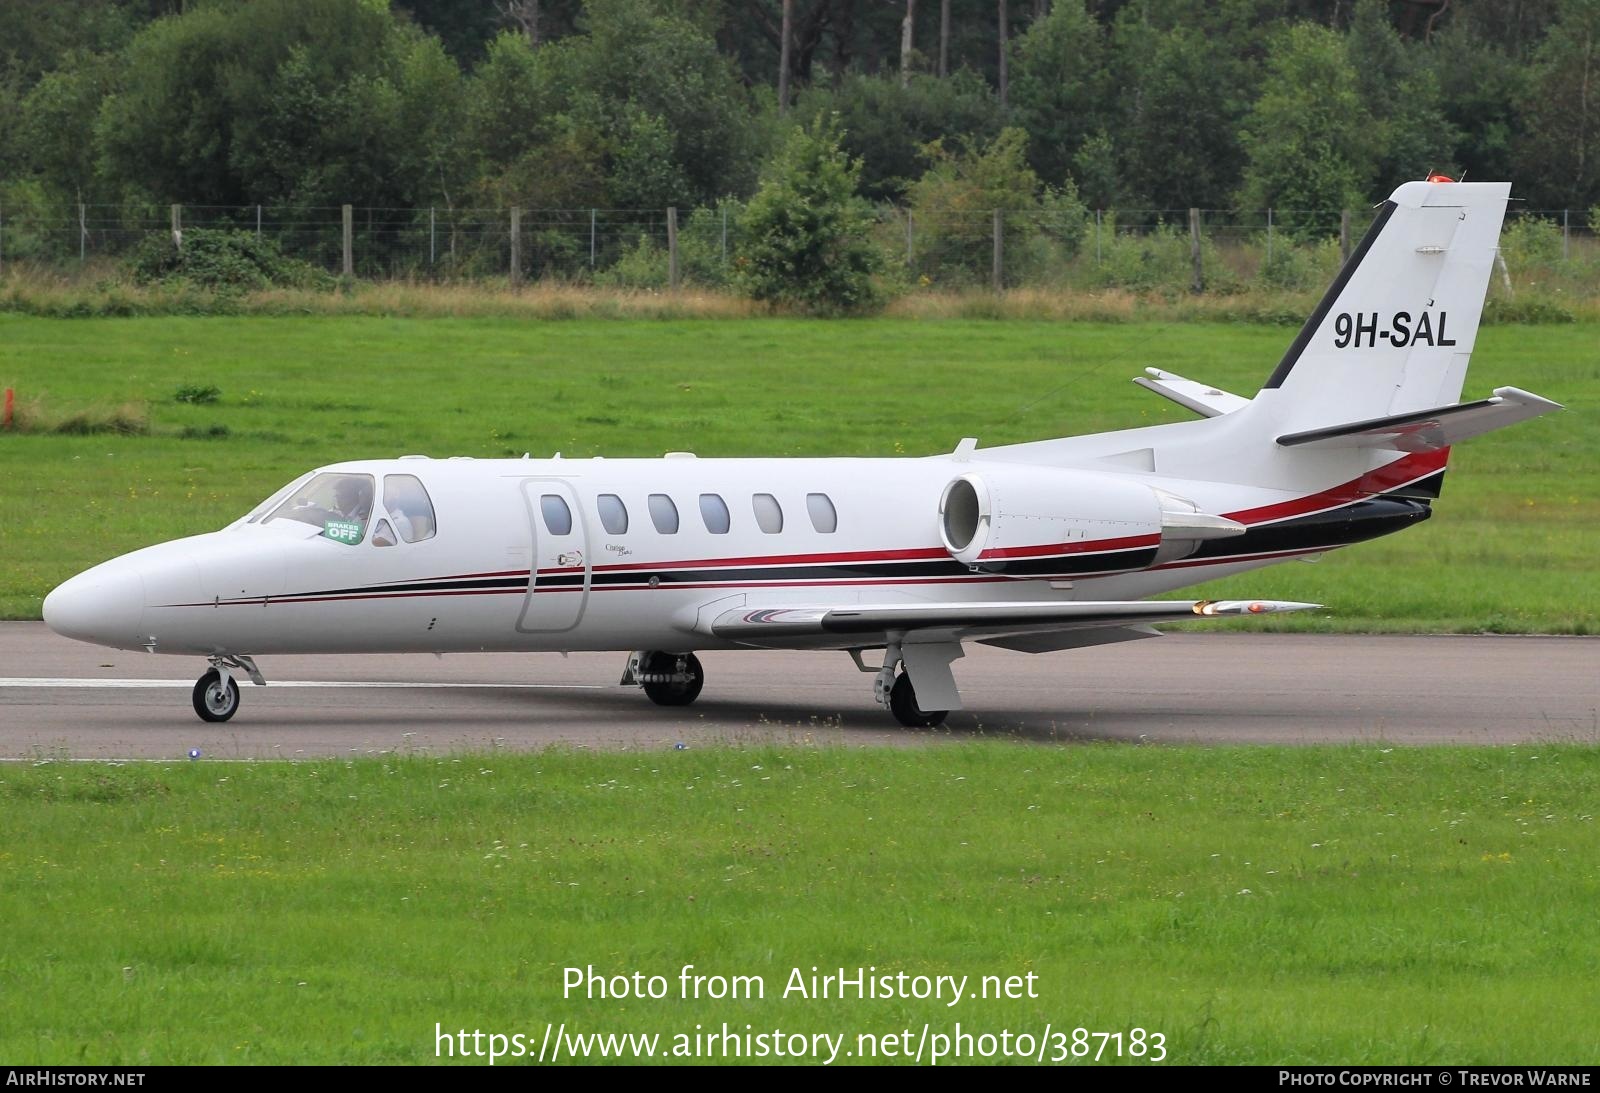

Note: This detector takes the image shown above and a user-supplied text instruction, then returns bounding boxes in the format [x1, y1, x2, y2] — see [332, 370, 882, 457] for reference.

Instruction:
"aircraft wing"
[700, 598, 1319, 651]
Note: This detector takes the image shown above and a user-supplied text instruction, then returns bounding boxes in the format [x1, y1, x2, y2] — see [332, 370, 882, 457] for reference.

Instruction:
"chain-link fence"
[1, 198, 1592, 294]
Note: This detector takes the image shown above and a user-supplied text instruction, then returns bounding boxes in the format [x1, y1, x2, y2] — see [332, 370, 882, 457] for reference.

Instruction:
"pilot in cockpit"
[333, 478, 373, 524]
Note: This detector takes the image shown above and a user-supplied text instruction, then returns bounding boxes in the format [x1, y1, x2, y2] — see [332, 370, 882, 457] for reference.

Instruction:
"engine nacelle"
[937, 467, 1245, 576]
[938, 467, 1163, 576]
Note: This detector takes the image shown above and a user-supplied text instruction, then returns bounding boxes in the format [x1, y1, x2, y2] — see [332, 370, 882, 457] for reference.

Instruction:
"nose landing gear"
[190, 654, 265, 723]
[192, 669, 239, 722]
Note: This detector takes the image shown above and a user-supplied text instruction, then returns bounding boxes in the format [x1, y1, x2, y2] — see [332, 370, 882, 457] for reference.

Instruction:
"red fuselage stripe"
[1222, 449, 1447, 525]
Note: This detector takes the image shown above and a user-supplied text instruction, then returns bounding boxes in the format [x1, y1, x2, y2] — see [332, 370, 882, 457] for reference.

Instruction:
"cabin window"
[597, 494, 629, 535]
[699, 493, 731, 534]
[382, 474, 437, 543]
[648, 493, 679, 534]
[752, 493, 783, 534]
[540, 494, 573, 535]
[806, 492, 838, 533]
[263, 471, 376, 544]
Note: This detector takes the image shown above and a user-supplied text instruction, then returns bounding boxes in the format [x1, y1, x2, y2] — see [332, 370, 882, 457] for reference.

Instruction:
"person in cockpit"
[333, 477, 373, 524]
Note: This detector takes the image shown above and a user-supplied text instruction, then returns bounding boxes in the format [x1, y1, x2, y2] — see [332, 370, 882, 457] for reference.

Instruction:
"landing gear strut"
[190, 654, 265, 723]
[626, 651, 705, 707]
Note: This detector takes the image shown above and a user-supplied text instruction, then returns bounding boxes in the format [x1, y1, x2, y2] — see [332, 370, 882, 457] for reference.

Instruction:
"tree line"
[1, 0, 1596, 224]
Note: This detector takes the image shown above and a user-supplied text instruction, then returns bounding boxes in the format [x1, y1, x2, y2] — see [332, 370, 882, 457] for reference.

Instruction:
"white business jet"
[43, 178, 1561, 726]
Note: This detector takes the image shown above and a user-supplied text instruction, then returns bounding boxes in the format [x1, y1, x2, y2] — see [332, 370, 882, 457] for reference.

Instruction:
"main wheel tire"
[192, 669, 240, 723]
[641, 651, 704, 707]
[889, 671, 948, 728]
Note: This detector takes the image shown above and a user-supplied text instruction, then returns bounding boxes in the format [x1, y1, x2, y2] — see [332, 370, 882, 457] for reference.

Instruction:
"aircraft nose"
[43, 565, 147, 649]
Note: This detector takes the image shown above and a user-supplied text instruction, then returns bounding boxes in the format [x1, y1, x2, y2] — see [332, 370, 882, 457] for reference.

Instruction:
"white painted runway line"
[0, 677, 603, 690]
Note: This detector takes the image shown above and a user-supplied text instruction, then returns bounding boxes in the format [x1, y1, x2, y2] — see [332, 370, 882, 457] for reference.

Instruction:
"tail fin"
[1260, 179, 1509, 435]
[986, 178, 1558, 487]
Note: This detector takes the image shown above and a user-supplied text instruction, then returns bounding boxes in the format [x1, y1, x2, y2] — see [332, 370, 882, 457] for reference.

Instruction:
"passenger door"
[516, 479, 590, 633]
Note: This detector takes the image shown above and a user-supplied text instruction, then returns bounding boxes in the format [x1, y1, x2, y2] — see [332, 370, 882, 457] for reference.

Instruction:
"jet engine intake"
[937, 468, 1165, 576]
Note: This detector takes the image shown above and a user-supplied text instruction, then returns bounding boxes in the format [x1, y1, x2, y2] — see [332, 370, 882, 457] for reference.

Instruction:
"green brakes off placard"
[323, 519, 363, 545]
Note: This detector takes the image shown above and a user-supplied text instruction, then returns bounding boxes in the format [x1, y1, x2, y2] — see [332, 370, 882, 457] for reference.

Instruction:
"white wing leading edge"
[699, 598, 1320, 651]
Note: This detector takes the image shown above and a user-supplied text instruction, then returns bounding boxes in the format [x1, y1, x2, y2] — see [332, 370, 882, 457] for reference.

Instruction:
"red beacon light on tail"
[1426, 173, 1456, 183]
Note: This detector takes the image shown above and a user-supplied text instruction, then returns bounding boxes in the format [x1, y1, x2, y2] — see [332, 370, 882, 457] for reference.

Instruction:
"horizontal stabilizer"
[1276, 386, 1562, 452]
[1133, 368, 1251, 418]
[704, 598, 1319, 650]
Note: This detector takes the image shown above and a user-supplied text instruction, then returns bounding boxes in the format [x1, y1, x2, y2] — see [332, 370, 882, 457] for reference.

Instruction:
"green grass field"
[1, 315, 1594, 630]
[3, 745, 1597, 1065]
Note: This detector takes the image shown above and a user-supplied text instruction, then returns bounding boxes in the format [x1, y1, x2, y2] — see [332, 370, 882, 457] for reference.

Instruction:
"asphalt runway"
[0, 622, 1594, 758]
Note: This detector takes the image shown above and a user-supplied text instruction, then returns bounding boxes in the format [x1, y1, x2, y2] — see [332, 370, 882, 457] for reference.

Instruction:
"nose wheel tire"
[640, 652, 704, 707]
[889, 671, 947, 728]
[193, 669, 240, 723]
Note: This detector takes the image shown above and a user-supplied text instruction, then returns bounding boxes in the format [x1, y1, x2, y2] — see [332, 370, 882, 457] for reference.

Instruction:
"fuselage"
[41, 447, 1434, 659]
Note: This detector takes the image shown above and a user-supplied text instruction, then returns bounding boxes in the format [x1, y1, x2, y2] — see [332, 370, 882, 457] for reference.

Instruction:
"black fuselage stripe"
[232, 489, 1431, 605]
[1185, 496, 1430, 560]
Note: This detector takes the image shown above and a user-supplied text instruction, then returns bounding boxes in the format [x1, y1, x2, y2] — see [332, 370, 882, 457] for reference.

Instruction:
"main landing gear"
[887, 671, 946, 729]
[190, 655, 265, 723]
[624, 651, 705, 707]
[620, 645, 955, 729]
[876, 652, 947, 729]
[868, 644, 949, 729]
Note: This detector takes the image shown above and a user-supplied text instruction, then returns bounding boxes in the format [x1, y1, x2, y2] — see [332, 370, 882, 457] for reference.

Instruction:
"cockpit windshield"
[263, 472, 376, 544]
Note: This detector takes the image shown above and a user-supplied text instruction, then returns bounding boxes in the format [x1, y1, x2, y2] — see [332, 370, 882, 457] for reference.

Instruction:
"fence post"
[509, 207, 522, 286]
[80, 203, 88, 262]
[991, 208, 1003, 293]
[1266, 208, 1273, 268]
[721, 205, 728, 268]
[1563, 209, 1570, 262]
[1095, 209, 1102, 266]
[905, 209, 914, 268]
[0, 198, 5, 278]
[342, 204, 354, 277]
[429, 207, 436, 268]
[255, 205, 262, 240]
[170, 203, 181, 251]
[1339, 209, 1351, 264]
[667, 206, 680, 290]
[590, 209, 597, 268]
[1188, 207, 1203, 294]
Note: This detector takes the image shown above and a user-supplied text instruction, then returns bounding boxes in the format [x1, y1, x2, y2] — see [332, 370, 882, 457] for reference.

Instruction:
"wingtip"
[1195, 599, 1323, 616]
